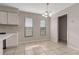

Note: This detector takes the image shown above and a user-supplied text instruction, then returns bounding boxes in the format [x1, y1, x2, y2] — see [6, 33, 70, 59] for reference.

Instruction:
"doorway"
[58, 14, 67, 44]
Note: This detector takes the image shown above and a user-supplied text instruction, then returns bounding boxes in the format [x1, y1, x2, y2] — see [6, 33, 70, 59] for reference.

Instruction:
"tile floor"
[3, 41, 79, 55]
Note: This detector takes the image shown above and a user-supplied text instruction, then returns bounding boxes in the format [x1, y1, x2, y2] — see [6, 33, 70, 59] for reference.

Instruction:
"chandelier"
[42, 3, 52, 18]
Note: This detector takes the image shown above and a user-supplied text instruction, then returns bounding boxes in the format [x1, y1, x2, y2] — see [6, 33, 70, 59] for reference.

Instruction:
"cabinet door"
[0, 11, 7, 24]
[0, 40, 3, 55]
[6, 33, 18, 48]
[8, 12, 19, 25]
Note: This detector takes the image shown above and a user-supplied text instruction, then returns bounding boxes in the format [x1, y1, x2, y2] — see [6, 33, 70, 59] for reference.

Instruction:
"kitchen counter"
[0, 33, 18, 55]
[0, 33, 15, 40]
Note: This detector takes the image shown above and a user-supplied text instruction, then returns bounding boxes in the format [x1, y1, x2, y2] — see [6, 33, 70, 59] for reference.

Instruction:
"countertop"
[0, 33, 15, 40]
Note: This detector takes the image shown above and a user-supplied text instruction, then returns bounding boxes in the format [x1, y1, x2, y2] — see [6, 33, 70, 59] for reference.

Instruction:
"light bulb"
[42, 14, 45, 17]
[44, 12, 48, 15]
[49, 13, 52, 17]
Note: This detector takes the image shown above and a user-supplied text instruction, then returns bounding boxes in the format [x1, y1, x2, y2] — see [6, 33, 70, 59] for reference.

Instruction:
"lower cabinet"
[0, 40, 3, 55]
[6, 33, 18, 48]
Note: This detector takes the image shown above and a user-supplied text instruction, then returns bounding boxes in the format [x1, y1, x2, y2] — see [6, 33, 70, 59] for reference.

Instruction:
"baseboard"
[68, 44, 79, 51]
[50, 39, 58, 43]
[6, 46, 17, 49]
[19, 39, 50, 45]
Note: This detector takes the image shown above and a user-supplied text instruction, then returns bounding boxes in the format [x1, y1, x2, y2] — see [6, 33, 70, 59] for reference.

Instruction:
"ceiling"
[1, 3, 74, 14]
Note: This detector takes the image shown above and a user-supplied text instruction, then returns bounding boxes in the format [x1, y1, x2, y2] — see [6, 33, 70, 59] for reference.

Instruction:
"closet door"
[8, 12, 19, 25]
[0, 11, 7, 24]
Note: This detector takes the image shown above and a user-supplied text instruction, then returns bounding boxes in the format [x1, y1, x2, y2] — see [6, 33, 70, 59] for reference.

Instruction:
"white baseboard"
[19, 39, 50, 45]
[68, 44, 79, 51]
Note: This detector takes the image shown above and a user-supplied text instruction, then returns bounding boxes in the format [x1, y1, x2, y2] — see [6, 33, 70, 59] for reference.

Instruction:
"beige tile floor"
[3, 40, 79, 55]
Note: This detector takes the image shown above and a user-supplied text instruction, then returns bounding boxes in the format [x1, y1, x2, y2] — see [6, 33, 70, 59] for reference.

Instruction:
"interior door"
[58, 14, 67, 43]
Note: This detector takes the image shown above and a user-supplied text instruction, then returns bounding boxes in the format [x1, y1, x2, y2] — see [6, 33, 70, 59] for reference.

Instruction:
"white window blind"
[25, 17, 33, 37]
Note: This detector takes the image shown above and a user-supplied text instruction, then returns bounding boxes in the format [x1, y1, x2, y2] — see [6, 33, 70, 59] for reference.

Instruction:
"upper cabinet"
[0, 11, 19, 25]
[0, 11, 7, 24]
[0, 5, 19, 25]
[7, 12, 19, 25]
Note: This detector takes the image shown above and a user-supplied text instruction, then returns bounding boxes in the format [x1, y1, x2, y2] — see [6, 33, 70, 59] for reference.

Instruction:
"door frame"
[58, 14, 67, 44]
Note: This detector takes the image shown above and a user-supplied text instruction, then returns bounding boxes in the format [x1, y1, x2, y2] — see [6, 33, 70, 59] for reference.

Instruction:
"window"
[40, 18, 46, 36]
[25, 17, 33, 37]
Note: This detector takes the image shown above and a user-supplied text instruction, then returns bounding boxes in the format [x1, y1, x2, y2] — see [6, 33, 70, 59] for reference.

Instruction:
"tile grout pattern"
[3, 41, 79, 55]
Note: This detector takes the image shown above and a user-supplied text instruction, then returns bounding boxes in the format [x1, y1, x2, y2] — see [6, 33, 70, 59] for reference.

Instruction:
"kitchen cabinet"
[0, 33, 18, 55]
[0, 11, 7, 24]
[0, 39, 3, 55]
[8, 12, 19, 25]
[6, 33, 18, 48]
[0, 11, 19, 25]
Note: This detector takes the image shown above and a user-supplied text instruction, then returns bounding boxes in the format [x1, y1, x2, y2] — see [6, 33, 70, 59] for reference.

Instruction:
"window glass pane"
[25, 18, 33, 27]
[40, 19, 46, 27]
[25, 17, 33, 37]
[40, 19, 46, 36]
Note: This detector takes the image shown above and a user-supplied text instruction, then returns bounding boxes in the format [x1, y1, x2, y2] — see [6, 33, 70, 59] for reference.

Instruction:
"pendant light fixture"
[42, 3, 52, 18]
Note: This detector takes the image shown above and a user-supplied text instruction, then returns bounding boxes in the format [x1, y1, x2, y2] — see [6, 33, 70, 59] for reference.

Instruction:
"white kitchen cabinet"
[0, 11, 19, 25]
[8, 12, 19, 25]
[6, 33, 18, 48]
[0, 33, 18, 55]
[0, 11, 7, 24]
[0, 39, 3, 55]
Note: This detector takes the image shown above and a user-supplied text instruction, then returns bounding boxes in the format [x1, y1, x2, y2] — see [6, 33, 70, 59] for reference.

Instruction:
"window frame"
[40, 18, 46, 36]
[24, 17, 33, 37]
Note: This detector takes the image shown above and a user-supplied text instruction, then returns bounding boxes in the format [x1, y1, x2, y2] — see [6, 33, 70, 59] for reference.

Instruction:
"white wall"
[19, 11, 50, 44]
[50, 4, 79, 50]
[0, 5, 50, 45]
